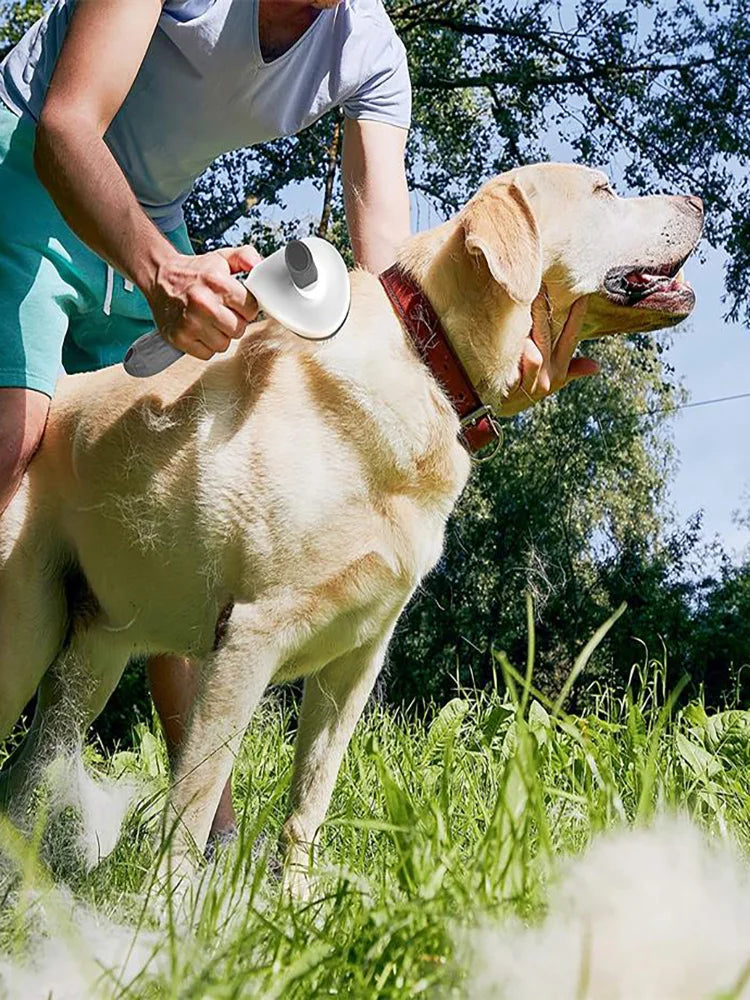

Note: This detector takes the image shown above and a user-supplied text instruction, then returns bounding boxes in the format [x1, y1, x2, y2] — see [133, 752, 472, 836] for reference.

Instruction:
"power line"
[643, 390, 750, 418]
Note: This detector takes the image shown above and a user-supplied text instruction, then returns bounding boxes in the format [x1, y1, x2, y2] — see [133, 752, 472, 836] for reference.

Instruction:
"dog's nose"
[685, 195, 703, 216]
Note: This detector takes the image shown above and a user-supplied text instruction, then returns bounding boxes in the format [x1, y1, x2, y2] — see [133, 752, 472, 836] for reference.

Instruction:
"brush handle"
[123, 331, 184, 378]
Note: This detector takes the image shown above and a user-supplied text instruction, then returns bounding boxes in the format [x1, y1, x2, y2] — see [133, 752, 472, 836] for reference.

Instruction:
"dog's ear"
[461, 181, 542, 305]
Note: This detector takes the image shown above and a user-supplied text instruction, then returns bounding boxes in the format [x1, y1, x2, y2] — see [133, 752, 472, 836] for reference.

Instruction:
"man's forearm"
[348, 204, 411, 274]
[342, 118, 411, 274]
[34, 115, 177, 295]
[346, 177, 410, 274]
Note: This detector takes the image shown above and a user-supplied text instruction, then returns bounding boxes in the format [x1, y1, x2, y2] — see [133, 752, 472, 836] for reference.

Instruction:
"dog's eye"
[594, 181, 616, 197]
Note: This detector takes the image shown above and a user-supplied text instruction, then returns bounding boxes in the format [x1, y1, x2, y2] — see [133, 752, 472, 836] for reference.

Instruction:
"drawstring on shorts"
[103, 265, 114, 317]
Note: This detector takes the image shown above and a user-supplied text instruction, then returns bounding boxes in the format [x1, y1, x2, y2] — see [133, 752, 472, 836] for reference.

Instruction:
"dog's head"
[408, 163, 703, 403]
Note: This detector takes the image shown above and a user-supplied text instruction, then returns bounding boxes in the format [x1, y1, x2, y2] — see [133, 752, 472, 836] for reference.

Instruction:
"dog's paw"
[282, 863, 314, 902]
[203, 824, 239, 863]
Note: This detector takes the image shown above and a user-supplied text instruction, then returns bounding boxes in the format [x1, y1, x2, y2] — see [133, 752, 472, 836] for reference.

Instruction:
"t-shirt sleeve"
[343, 37, 412, 130]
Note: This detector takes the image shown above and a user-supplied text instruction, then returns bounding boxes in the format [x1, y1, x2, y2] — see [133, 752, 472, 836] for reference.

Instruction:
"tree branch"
[577, 78, 734, 215]
[416, 58, 719, 91]
[317, 116, 342, 238]
[189, 193, 261, 249]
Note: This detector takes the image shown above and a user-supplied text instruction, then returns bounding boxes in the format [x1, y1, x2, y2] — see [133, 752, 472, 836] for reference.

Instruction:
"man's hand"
[498, 295, 599, 417]
[147, 244, 263, 361]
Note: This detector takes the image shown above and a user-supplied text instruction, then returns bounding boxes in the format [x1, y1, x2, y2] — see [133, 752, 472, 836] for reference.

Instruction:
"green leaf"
[425, 698, 469, 754]
[676, 732, 722, 779]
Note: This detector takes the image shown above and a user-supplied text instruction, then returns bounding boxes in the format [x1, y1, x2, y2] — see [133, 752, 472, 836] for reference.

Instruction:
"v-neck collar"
[252, 1, 330, 66]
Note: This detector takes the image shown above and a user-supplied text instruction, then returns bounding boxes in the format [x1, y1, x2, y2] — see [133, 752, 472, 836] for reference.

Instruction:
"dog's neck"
[397, 224, 534, 411]
[299, 269, 472, 510]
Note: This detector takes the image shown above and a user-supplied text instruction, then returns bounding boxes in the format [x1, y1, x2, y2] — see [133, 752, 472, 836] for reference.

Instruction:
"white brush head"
[245, 236, 351, 340]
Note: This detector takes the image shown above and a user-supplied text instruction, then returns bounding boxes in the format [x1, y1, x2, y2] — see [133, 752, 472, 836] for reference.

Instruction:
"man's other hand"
[499, 295, 599, 417]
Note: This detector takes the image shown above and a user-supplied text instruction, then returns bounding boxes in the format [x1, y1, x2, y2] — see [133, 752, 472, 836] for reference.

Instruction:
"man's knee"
[0, 388, 50, 507]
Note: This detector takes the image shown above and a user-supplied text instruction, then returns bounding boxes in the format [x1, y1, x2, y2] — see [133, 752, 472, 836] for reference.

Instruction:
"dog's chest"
[264, 500, 449, 683]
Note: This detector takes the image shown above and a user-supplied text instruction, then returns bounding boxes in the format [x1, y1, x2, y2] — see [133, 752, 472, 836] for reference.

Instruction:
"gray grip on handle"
[285, 240, 318, 290]
[123, 330, 184, 378]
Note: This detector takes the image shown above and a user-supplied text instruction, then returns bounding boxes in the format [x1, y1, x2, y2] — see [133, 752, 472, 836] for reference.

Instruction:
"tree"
[690, 559, 750, 706]
[0, 0, 41, 56]
[387, 332, 687, 702]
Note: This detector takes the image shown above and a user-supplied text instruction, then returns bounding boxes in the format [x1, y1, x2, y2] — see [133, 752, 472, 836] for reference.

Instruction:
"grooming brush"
[123, 237, 351, 378]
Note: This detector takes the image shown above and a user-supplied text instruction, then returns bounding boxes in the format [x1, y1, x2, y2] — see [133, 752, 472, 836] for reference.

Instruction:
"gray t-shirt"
[0, 0, 412, 232]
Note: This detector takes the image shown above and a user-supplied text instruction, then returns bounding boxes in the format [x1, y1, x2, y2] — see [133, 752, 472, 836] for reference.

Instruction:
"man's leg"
[147, 654, 237, 839]
[0, 387, 50, 513]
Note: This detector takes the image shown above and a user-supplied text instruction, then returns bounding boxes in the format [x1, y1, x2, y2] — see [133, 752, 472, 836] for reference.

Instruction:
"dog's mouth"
[602, 258, 695, 316]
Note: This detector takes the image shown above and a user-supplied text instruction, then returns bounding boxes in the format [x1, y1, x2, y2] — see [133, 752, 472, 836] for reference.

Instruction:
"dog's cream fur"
[0, 164, 702, 890]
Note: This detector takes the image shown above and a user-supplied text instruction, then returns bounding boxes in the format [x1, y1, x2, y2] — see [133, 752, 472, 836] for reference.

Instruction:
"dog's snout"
[684, 195, 703, 216]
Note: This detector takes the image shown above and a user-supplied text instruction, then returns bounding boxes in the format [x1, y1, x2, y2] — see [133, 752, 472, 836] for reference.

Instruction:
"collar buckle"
[460, 404, 494, 430]
[459, 405, 503, 463]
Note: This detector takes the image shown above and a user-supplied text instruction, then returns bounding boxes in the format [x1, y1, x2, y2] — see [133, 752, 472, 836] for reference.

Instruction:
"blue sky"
[666, 249, 750, 557]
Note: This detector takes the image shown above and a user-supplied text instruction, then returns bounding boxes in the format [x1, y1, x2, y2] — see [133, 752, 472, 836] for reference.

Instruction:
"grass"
[2, 605, 750, 998]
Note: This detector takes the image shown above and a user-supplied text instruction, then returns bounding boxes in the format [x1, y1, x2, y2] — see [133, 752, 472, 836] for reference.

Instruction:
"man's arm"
[34, 0, 258, 360]
[34, 0, 169, 291]
[341, 118, 411, 273]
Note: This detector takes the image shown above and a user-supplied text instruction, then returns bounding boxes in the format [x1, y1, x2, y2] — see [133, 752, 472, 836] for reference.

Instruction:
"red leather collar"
[379, 264, 501, 458]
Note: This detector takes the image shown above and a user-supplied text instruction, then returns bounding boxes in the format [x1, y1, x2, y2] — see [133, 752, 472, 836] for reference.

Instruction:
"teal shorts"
[0, 102, 194, 398]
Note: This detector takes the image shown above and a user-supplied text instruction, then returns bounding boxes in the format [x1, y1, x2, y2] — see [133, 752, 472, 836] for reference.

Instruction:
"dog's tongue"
[628, 271, 655, 287]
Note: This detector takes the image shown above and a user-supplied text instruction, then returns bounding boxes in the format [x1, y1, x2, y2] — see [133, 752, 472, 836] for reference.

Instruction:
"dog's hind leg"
[280, 636, 390, 899]
[0, 618, 133, 824]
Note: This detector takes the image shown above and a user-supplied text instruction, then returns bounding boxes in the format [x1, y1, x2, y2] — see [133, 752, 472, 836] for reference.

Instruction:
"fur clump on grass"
[0, 884, 162, 1000]
[42, 754, 142, 874]
[466, 819, 750, 1000]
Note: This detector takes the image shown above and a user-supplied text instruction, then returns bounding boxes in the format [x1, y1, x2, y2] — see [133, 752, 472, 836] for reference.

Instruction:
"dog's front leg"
[281, 635, 391, 899]
[161, 607, 276, 877]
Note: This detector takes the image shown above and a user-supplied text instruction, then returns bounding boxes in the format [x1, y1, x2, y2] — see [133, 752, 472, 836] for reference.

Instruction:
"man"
[0, 0, 596, 843]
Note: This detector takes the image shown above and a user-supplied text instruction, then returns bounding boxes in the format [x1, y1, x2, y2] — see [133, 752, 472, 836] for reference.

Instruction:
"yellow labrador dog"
[0, 164, 702, 889]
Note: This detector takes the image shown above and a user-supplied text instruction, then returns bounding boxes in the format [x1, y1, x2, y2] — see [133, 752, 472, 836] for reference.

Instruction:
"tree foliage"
[0, 0, 41, 54]
[388, 332, 688, 702]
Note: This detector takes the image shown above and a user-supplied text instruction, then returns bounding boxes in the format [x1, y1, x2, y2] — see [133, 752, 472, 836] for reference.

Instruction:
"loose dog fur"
[0, 164, 702, 892]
